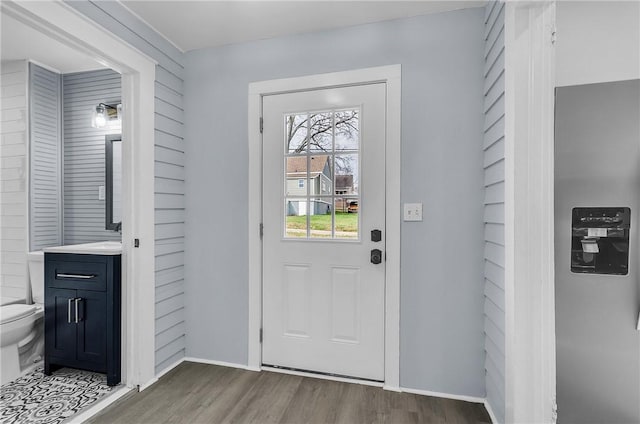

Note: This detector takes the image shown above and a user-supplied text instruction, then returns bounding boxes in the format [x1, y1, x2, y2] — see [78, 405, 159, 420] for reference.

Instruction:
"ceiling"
[1, 12, 104, 73]
[120, 1, 485, 52]
[1, 1, 483, 72]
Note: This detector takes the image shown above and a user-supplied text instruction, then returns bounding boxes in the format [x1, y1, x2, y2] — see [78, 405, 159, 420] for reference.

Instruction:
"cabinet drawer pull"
[68, 298, 73, 323]
[57, 273, 96, 279]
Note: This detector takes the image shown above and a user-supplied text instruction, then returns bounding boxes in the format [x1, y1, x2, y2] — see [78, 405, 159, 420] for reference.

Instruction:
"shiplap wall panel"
[65, 0, 187, 375]
[157, 279, 184, 300]
[155, 336, 185, 365]
[483, 2, 506, 422]
[1, 60, 28, 299]
[155, 320, 186, 350]
[29, 63, 62, 251]
[484, 138, 504, 167]
[484, 117, 505, 150]
[62, 69, 121, 244]
[484, 204, 504, 224]
[156, 266, 184, 287]
[155, 84, 183, 110]
[484, 96, 505, 131]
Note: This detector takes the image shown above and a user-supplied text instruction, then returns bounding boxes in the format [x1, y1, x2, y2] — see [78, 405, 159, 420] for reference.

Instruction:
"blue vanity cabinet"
[46, 288, 78, 361]
[44, 253, 121, 386]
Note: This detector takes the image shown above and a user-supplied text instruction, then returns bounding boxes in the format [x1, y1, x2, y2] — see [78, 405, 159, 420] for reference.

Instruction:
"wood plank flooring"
[87, 362, 491, 424]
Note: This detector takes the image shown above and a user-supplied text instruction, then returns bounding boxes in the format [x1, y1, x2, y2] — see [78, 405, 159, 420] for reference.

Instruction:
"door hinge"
[134, 238, 140, 248]
[259, 328, 263, 343]
[260, 223, 264, 239]
[259, 117, 264, 134]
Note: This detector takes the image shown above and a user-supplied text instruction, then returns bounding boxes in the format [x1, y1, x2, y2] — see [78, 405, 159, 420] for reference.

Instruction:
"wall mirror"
[105, 134, 122, 230]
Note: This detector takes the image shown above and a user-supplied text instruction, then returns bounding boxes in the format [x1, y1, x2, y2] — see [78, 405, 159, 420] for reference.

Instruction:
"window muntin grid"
[283, 109, 360, 240]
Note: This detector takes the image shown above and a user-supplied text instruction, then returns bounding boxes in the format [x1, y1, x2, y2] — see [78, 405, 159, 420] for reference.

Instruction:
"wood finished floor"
[88, 362, 491, 424]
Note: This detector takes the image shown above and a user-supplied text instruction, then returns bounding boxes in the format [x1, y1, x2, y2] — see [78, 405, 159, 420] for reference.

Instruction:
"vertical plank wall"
[29, 63, 62, 251]
[483, 2, 506, 422]
[0, 60, 28, 300]
[66, 0, 186, 374]
[62, 69, 121, 244]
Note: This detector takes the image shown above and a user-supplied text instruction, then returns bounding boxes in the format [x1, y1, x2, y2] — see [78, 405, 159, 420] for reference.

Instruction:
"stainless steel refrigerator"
[555, 79, 640, 423]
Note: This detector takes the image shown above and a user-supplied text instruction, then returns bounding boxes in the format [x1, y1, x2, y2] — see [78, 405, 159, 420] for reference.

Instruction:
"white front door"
[262, 83, 386, 381]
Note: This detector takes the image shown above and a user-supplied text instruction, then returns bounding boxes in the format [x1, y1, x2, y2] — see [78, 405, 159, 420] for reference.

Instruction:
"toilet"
[0, 251, 45, 385]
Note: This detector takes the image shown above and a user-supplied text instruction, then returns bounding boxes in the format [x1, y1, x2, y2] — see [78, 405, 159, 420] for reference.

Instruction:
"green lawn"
[286, 212, 358, 232]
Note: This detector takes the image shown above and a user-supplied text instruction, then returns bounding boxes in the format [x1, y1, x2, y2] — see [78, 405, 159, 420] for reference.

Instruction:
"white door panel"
[262, 83, 386, 380]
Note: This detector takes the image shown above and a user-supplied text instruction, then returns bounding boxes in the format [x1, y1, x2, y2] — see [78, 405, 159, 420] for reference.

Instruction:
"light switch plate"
[98, 185, 105, 200]
[403, 203, 423, 221]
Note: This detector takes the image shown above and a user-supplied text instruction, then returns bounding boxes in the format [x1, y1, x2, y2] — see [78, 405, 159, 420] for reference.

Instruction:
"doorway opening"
[1, 0, 156, 391]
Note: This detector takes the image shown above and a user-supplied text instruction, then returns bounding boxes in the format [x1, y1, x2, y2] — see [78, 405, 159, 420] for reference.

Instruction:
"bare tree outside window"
[285, 111, 358, 174]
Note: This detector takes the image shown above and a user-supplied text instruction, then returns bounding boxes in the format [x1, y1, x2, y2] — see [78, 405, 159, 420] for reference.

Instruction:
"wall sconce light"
[91, 103, 121, 128]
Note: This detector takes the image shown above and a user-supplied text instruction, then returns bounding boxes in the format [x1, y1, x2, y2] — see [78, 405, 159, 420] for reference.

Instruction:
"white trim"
[400, 387, 486, 405]
[2, 0, 157, 389]
[263, 366, 384, 388]
[504, 2, 557, 423]
[484, 398, 498, 424]
[247, 65, 401, 389]
[184, 357, 253, 371]
[67, 385, 134, 424]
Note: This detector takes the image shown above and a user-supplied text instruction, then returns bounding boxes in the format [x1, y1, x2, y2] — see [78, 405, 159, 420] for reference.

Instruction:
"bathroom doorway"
[1, 0, 156, 391]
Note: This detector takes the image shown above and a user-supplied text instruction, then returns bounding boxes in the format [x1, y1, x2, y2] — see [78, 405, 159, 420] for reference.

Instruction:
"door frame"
[248, 65, 401, 390]
[2, 1, 157, 389]
[504, 2, 557, 422]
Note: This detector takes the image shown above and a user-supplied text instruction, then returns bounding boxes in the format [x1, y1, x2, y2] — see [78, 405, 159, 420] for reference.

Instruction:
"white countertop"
[43, 241, 122, 255]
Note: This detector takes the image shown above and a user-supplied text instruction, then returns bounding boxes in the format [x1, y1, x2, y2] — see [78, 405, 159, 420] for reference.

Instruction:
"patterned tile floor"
[0, 366, 114, 424]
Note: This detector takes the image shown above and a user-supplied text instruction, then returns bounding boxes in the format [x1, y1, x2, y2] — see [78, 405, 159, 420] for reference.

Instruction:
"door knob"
[371, 249, 382, 264]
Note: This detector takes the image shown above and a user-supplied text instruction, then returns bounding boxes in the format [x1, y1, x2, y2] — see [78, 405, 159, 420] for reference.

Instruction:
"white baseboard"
[400, 386, 486, 404]
[484, 399, 498, 423]
[183, 357, 252, 370]
[67, 385, 133, 424]
[262, 366, 384, 388]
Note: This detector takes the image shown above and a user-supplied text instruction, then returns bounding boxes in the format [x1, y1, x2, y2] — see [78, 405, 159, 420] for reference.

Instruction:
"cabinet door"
[76, 290, 107, 367]
[45, 288, 77, 360]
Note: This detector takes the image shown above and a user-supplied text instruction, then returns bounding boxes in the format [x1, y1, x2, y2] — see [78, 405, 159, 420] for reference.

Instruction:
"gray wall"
[555, 80, 640, 423]
[67, 1, 186, 374]
[29, 63, 62, 251]
[184, 8, 486, 396]
[62, 69, 121, 244]
[482, 2, 506, 422]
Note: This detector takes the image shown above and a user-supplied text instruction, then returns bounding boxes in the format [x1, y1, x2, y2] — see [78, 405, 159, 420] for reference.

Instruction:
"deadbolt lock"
[371, 249, 382, 264]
